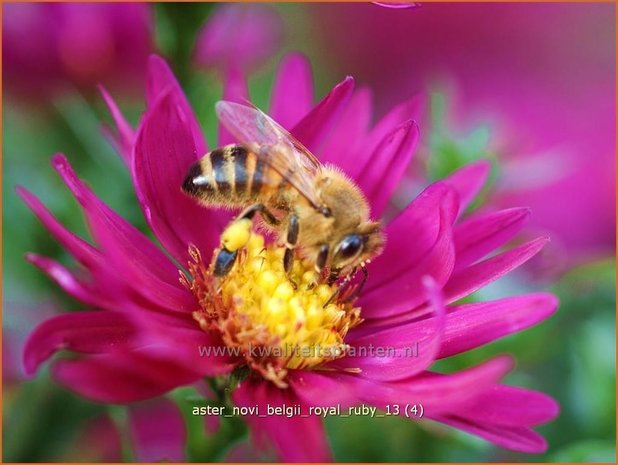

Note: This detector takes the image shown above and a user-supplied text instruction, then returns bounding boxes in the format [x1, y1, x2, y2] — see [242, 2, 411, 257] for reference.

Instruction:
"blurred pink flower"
[310, 3, 615, 268]
[194, 3, 282, 74]
[3, 302, 184, 462]
[67, 415, 123, 462]
[61, 397, 185, 462]
[126, 398, 187, 461]
[3, 3, 152, 101]
[21, 54, 558, 461]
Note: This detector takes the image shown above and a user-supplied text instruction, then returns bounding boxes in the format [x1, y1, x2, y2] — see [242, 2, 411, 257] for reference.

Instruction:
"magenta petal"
[80, 211, 194, 313]
[318, 88, 372, 175]
[17, 187, 102, 269]
[99, 85, 135, 164]
[444, 237, 549, 304]
[365, 94, 422, 154]
[136, 320, 240, 377]
[233, 379, 332, 462]
[26, 253, 110, 309]
[450, 385, 559, 427]
[433, 415, 548, 454]
[337, 277, 445, 380]
[52, 155, 195, 312]
[269, 53, 314, 128]
[348, 355, 512, 412]
[366, 181, 458, 291]
[287, 370, 357, 408]
[360, 187, 458, 319]
[23, 311, 136, 376]
[439, 293, 558, 359]
[218, 66, 251, 146]
[134, 91, 224, 266]
[128, 398, 186, 461]
[291, 76, 355, 152]
[358, 119, 419, 217]
[52, 351, 203, 404]
[146, 55, 207, 154]
[454, 207, 531, 271]
[445, 160, 491, 215]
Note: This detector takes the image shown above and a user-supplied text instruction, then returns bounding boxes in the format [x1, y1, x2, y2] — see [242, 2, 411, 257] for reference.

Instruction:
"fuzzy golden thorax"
[291, 166, 385, 273]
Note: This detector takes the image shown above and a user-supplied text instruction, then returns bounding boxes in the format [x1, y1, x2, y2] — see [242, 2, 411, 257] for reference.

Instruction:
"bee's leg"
[327, 268, 341, 286]
[283, 214, 299, 288]
[238, 203, 280, 226]
[316, 244, 329, 274]
[213, 204, 279, 278]
[213, 248, 239, 277]
[339, 266, 368, 304]
[324, 266, 367, 307]
[214, 218, 253, 277]
[324, 268, 350, 307]
[304, 244, 329, 290]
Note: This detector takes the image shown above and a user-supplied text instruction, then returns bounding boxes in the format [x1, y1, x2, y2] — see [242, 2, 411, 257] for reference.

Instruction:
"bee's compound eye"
[337, 234, 363, 260]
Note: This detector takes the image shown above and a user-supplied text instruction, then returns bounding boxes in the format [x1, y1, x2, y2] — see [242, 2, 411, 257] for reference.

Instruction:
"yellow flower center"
[185, 230, 362, 388]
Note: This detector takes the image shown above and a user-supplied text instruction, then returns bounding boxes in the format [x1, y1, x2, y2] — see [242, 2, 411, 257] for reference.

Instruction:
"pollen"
[185, 231, 362, 388]
[221, 218, 252, 252]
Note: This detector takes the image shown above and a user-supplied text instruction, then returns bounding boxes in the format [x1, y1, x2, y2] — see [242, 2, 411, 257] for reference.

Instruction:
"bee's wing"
[216, 100, 322, 208]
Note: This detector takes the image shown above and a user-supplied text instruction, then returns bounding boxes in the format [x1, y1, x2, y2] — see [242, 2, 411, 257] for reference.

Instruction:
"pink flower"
[3, 3, 152, 102]
[66, 415, 123, 462]
[63, 398, 185, 462]
[309, 3, 615, 267]
[194, 3, 283, 74]
[22, 53, 558, 461]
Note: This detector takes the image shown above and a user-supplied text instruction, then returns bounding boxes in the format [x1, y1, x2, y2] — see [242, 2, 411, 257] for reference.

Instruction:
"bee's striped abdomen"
[209, 148, 232, 196]
[251, 154, 266, 197]
[182, 144, 281, 206]
[232, 145, 249, 194]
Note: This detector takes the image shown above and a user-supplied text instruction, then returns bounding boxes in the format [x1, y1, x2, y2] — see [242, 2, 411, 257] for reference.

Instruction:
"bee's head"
[331, 221, 385, 271]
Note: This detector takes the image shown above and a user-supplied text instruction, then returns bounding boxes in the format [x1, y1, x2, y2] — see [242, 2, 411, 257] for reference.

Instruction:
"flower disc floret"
[187, 231, 362, 387]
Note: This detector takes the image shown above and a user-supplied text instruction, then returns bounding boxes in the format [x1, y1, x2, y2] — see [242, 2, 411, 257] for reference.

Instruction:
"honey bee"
[182, 101, 385, 296]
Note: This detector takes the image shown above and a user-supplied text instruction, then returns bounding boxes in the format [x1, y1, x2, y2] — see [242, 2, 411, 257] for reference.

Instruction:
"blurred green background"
[3, 3, 615, 462]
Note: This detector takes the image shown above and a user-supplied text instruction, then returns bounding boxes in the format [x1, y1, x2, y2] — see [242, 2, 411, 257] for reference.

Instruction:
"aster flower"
[3, 2, 152, 102]
[55, 398, 186, 461]
[22, 53, 558, 461]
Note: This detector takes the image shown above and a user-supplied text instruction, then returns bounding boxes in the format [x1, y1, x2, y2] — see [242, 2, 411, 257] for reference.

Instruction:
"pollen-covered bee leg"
[213, 204, 278, 277]
[213, 248, 239, 277]
[283, 214, 299, 288]
[214, 218, 253, 277]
